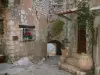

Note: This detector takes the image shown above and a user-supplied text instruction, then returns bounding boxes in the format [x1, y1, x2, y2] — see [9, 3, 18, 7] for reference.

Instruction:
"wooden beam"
[19, 25, 35, 28]
[58, 14, 71, 21]
[57, 6, 100, 15]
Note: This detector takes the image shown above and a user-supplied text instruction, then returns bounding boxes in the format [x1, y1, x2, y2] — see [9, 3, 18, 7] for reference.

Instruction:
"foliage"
[1, 0, 9, 8]
[61, 38, 69, 48]
[51, 19, 65, 37]
[76, 0, 95, 47]
[76, 0, 95, 30]
[4, 55, 9, 63]
[76, 0, 95, 72]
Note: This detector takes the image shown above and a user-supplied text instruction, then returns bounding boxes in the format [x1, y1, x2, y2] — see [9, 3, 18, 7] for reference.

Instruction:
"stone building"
[47, 0, 66, 41]
[56, 0, 100, 75]
[0, 0, 47, 63]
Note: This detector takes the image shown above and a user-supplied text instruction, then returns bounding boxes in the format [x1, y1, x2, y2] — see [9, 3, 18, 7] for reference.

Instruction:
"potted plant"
[61, 38, 69, 58]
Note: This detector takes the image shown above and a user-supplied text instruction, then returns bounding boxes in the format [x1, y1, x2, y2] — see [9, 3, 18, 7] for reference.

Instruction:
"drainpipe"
[64, 0, 67, 47]
[64, 0, 71, 56]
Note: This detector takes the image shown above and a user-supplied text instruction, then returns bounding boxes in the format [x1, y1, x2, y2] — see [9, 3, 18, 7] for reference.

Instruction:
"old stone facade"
[47, 0, 67, 42]
[0, 0, 47, 63]
[56, 0, 100, 75]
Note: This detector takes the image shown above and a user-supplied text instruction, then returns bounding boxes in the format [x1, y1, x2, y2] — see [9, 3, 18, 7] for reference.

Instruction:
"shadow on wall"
[48, 40, 62, 55]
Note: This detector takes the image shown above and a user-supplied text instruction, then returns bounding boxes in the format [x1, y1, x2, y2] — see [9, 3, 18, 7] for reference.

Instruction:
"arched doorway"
[47, 40, 62, 56]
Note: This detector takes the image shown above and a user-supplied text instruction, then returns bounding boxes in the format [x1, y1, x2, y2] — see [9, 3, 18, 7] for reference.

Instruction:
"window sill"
[20, 39, 35, 42]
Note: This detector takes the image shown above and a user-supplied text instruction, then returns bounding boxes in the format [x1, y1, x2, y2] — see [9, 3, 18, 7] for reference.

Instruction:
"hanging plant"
[51, 19, 65, 37]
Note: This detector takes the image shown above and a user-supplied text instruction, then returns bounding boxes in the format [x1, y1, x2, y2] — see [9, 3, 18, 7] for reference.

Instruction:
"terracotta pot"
[78, 53, 93, 70]
[61, 48, 67, 58]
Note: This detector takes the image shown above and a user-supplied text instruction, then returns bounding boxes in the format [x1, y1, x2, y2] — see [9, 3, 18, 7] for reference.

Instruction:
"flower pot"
[78, 53, 93, 70]
[61, 48, 67, 58]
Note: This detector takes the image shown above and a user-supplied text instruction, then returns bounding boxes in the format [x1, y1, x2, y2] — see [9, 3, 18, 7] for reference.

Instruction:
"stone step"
[72, 53, 81, 59]
[58, 62, 86, 75]
[66, 57, 79, 68]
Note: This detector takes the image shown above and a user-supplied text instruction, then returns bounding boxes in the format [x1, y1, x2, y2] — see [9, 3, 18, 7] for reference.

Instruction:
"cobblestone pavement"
[0, 56, 73, 75]
[15, 56, 73, 75]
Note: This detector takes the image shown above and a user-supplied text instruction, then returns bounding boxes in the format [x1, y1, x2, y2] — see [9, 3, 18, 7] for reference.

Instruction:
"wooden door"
[77, 28, 86, 53]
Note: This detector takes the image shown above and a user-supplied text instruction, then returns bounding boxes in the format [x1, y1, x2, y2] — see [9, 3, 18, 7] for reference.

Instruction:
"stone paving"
[15, 56, 72, 75]
[0, 56, 73, 75]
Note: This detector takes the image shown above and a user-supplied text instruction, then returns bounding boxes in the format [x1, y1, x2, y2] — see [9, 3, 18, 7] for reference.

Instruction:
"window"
[19, 25, 36, 41]
[23, 28, 33, 40]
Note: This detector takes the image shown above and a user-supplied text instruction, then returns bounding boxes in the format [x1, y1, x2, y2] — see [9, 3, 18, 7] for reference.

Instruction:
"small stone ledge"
[58, 62, 86, 75]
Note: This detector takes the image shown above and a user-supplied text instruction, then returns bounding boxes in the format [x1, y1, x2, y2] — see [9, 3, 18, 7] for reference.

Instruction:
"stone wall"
[63, 0, 100, 74]
[90, 0, 100, 7]
[67, 14, 78, 56]
[92, 15, 100, 75]
[3, 0, 47, 63]
[63, 0, 100, 56]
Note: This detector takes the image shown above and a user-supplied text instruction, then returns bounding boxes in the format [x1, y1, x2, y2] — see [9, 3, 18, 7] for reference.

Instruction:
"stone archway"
[48, 40, 62, 55]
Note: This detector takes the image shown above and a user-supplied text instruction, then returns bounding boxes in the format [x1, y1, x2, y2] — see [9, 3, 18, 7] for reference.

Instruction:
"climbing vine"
[76, 0, 95, 30]
[76, 0, 95, 52]
[76, 0, 96, 73]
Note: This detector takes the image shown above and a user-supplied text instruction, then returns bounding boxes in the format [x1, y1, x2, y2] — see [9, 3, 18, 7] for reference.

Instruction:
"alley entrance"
[47, 40, 62, 56]
[47, 43, 56, 56]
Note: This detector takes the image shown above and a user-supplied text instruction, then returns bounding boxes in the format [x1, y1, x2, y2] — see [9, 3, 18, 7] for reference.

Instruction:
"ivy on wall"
[76, 0, 95, 46]
[76, 0, 95, 30]
[76, 0, 96, 55]
[76, 0, 96, 73]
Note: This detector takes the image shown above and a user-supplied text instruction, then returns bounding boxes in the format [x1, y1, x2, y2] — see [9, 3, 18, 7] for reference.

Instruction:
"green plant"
[77, 0, 93, 29]
[76, 0, 95, 73]
[1, 0, 9, 8]
[76, 0, 95, 48]
[51, 19, 65, 37]
[61, 38, 69, 49]
[4, 55, 9, 63]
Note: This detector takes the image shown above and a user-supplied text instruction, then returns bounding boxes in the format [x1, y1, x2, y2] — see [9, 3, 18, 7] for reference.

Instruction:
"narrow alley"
[0, 0, 100, 75]
[17, 56, 72, 75]
[0, 56, 72, 75]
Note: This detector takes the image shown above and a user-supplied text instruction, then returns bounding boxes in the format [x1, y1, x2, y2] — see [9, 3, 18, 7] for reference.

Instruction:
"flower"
[24, 31, 32, 36]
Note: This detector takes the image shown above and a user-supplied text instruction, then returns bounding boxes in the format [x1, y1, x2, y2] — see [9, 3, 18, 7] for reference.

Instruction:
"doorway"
[47, 43, 56, 56]
[77, 28, 86, 53]
[48, 40, 62, 56]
